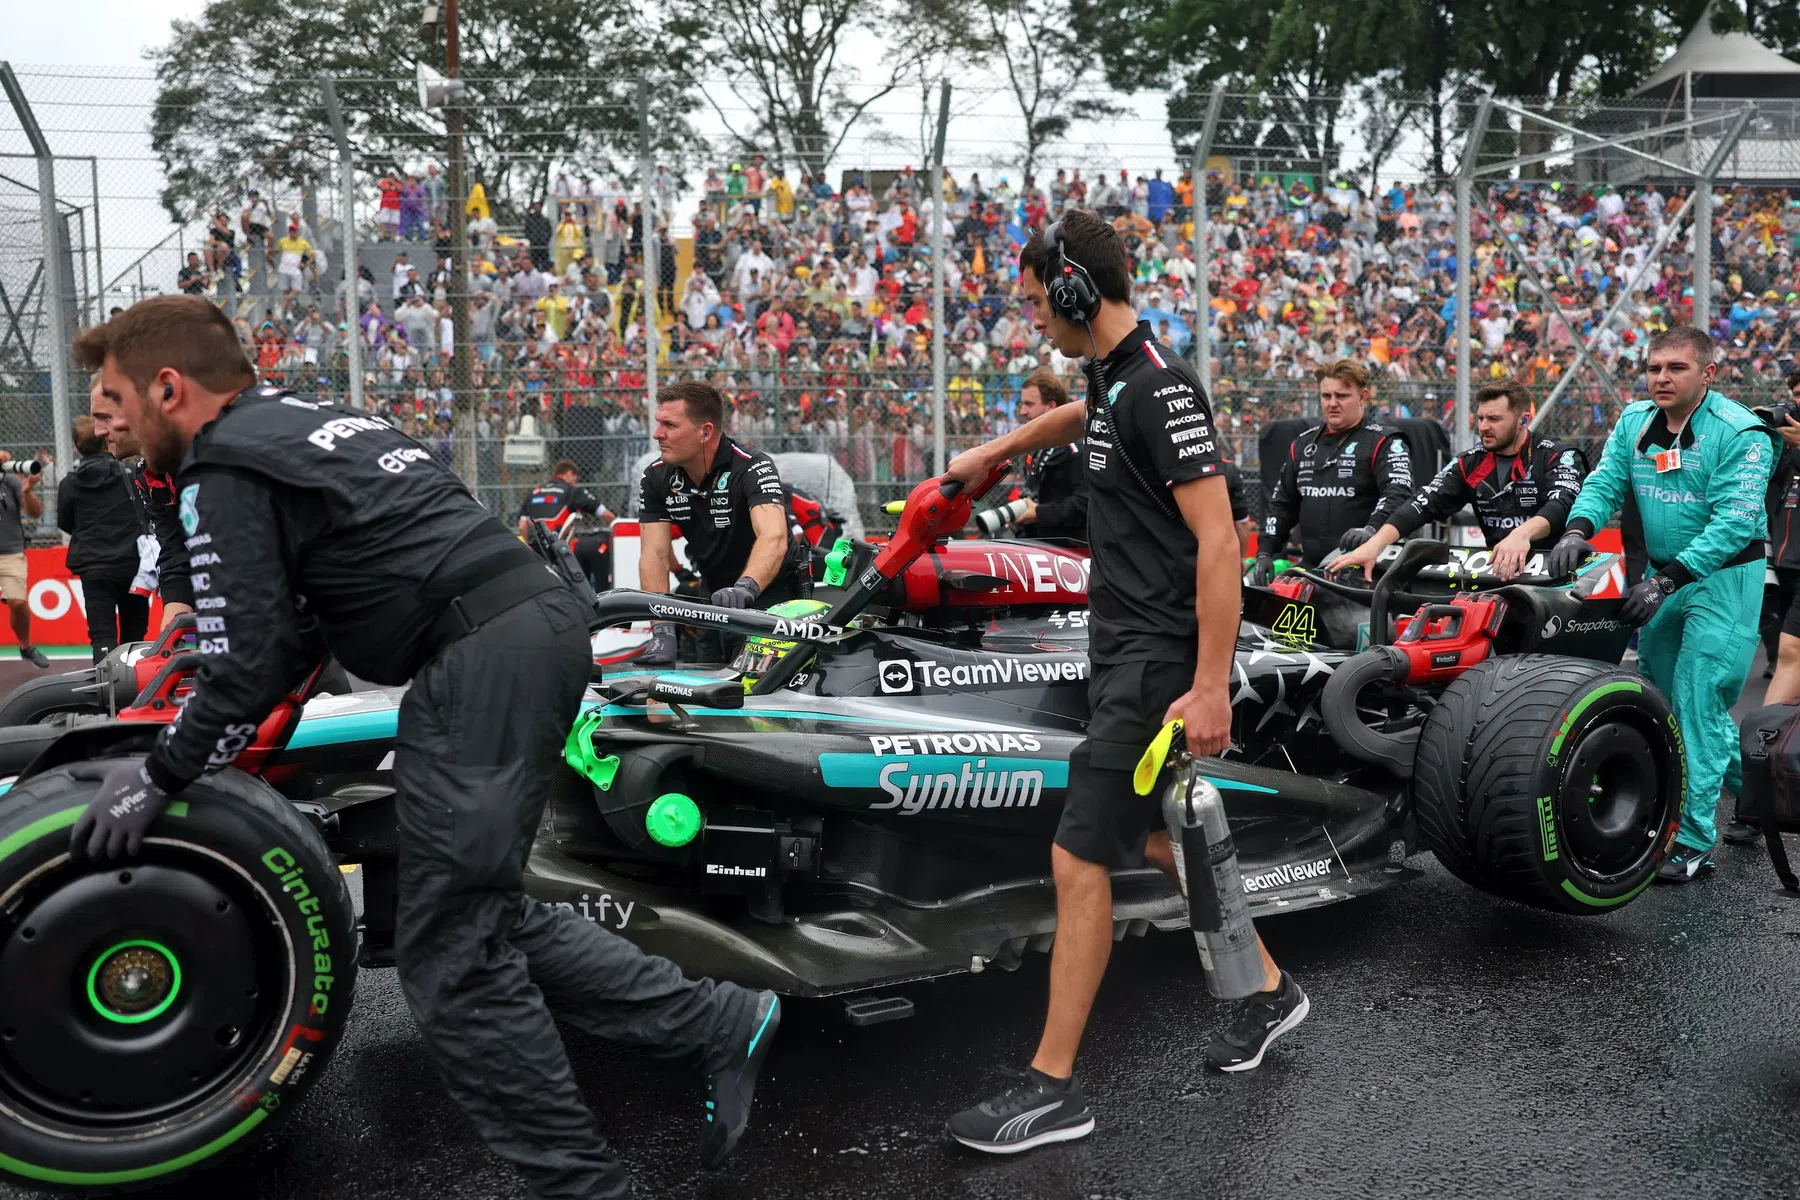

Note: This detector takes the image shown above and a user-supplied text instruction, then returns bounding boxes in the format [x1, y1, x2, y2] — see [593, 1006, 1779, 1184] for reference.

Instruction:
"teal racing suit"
[1566, 390, 1777, 851]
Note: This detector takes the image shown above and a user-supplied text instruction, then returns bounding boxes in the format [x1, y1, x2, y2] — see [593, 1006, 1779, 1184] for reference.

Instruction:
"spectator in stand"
[274, 219, 312, 296]
[241, 187, 274, 255]
[178, 252, 208, 296]
[424, 162, 447, 225]
[399, 174, 428, 241]
[377, 170, 402, 240]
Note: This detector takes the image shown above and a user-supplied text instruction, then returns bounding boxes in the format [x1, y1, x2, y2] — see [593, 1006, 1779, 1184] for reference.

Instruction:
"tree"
[960, 0, 1122, 181]
[679, 0, 957, 182]
[148, 0, 697, 224]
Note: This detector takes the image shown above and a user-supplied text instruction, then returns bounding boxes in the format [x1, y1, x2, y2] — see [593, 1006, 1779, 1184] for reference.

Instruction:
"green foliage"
[148, 0, 696, 224]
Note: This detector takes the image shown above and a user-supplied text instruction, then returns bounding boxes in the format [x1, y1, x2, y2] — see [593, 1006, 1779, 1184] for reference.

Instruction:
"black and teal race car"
[0, 473, 1683, 1191]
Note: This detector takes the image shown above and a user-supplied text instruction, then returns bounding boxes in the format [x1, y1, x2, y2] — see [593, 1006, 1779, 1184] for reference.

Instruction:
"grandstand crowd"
[188, 161, 1800, 489]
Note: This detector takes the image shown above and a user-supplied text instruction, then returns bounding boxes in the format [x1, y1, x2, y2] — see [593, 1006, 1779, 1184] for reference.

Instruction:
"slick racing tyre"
[1413, 654, 1684, 915]
[0, 671, 104, 727]
[0, 764, 356, 1191]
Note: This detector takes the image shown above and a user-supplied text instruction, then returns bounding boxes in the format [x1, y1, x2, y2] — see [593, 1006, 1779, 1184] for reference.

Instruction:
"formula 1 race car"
[0, 469, 1684, 1190]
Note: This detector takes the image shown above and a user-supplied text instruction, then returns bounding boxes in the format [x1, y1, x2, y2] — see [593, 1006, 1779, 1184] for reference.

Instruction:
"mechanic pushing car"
[1330, 379, 1587, 581]
[636, 379, 802, 666]
[1549, 326, 1777, 884]
[940, 210, 1307, 1154]
[88, 371, 195, 631]
[1252, 358, 1414, 581]
[1012, 367, 1089, 542]
[68, 297, 780, 1200]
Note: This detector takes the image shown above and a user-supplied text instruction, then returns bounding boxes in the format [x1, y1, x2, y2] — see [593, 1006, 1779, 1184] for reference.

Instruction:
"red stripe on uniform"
[1143, 342, 1167, 369]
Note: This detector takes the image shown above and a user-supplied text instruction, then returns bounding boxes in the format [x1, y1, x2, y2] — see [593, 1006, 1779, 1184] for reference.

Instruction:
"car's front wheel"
[0, 764, 355, 1192]
[1413, 654, 1684, 914]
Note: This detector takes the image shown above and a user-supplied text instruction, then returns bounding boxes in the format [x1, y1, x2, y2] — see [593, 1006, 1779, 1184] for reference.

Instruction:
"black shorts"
[1055, 657, 1196, 869]
[1779, 567, 1800, 640]
[248, 223, 269, 239]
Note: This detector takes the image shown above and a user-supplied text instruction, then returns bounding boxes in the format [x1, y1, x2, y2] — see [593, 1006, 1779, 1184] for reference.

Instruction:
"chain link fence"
[4, 68, 1799, 536]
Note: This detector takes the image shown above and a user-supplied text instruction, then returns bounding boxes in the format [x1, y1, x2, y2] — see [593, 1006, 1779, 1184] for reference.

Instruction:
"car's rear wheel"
[1413, 654, 1684, 914]
[0, 764, 355, 1192]
[0, 671, 104, 727]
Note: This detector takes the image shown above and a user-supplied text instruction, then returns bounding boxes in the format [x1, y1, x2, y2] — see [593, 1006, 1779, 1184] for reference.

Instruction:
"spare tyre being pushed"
[0, 763, 356, 1191]
[1413, 654, 1684, 915]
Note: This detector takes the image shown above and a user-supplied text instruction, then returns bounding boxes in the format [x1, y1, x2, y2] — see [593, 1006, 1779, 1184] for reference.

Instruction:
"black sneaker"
[1722, 820, 1760, 846]
[700, 991, 779, 1167]
[1205, 971, 1310, 1072]
[947, 1068, 1094, 1154]
[1656, 846, 1716, 883]
[17, 646, 47, 669]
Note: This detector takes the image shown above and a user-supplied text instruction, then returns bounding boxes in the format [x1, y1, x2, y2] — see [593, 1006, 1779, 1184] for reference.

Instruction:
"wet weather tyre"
[0, 764, 356, 1192]
[1413, 654, 1684, 915]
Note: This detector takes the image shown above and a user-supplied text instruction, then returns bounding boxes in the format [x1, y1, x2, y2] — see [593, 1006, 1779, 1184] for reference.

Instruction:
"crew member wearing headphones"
[1013, 368, 1088, 542]
[636, 380, 801, 665]
[939, 209, 1307, 1155]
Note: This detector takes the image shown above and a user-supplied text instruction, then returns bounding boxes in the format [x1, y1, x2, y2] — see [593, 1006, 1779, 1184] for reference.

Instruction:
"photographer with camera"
[1549, 327, 1776, 883]
[1008, 368, 1088, 542]
[0, 451, 47, 668]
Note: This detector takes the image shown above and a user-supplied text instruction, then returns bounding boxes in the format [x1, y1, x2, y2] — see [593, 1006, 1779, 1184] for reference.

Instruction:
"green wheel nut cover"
[645, 793, 703, 847]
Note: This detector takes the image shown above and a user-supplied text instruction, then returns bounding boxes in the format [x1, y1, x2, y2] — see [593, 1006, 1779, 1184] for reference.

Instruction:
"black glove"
[1338, 525, 1377, 552]
[638, 621, 677, 665]
[1248, 554, 1275, 587]
[710, 575, 761, 609]
[1546, 532, 1599, 578]
[1620, 573, 1679, 626]
[70, 759, 174, 860]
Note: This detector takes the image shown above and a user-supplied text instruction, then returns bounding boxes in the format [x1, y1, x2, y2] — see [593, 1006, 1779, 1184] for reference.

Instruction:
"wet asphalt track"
[5, 657, 1800, 1200]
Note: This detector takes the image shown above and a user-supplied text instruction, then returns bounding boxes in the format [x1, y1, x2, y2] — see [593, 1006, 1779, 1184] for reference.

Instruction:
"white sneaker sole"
[951, 1116, 1095, 1155]
[1214, 992, 1311, 1073]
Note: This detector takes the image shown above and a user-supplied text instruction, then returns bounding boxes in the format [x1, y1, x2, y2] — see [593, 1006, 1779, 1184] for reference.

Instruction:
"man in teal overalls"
[1550, 326, 1776, 882]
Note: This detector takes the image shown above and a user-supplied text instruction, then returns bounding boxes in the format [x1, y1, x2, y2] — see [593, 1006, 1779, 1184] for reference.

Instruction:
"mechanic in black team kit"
[1330, 379, 1588, 580]
[636, 380, 800, 665]
[1012, 367, 1089, 542]
[941, 209, 1308, 1154]
[68, 297, 779, 1200]
[1251, 358, 1413, 581]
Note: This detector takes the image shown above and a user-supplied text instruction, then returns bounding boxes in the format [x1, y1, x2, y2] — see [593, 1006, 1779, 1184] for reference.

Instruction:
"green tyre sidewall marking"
[0, 770, 349, 1187]
[0, 1110, 270, 1187]
[1537, 675, 1679, 907]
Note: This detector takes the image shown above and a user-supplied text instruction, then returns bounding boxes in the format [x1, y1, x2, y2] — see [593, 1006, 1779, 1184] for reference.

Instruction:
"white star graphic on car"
[1230, 660, 1262, 707]
[1255, 668, 1298, 731]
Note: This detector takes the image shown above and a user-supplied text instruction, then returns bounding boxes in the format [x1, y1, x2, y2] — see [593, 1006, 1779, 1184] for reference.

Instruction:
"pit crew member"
[636, 380, 800, 665]
[1252, 358, 1413, 580]
[1013, 367, 1088, 542]
[1549, 326, 1777, 884]
[1757, 368, 1800, 712]
[1330, 379, 1587, 580]
[89, 372, 195, 631]
[517, 457, 613, 536]
[941, 209, 1307, 1154]
[70, 296, 780, 1200]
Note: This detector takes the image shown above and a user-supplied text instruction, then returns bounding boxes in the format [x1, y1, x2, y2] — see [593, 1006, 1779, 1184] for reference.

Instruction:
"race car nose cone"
[647, 793, 703, 847]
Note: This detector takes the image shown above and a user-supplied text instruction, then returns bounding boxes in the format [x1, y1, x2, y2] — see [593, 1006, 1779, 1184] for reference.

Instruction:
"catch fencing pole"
[929, 79, 951, 475]
[319, 75, 364, 412]
[1, 62, 74, 476]
[638, 80, 658, 419]
[1451, 96, 1491, 455]
[1191, 86, 1223, 396]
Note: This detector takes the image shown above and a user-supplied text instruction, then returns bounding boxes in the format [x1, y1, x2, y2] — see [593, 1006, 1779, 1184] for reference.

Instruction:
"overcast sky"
[10, 0, 203, 67]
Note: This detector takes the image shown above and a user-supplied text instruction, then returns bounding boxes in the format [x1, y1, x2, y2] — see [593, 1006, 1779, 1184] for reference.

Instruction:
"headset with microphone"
[1041, 219, 1101, 326]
